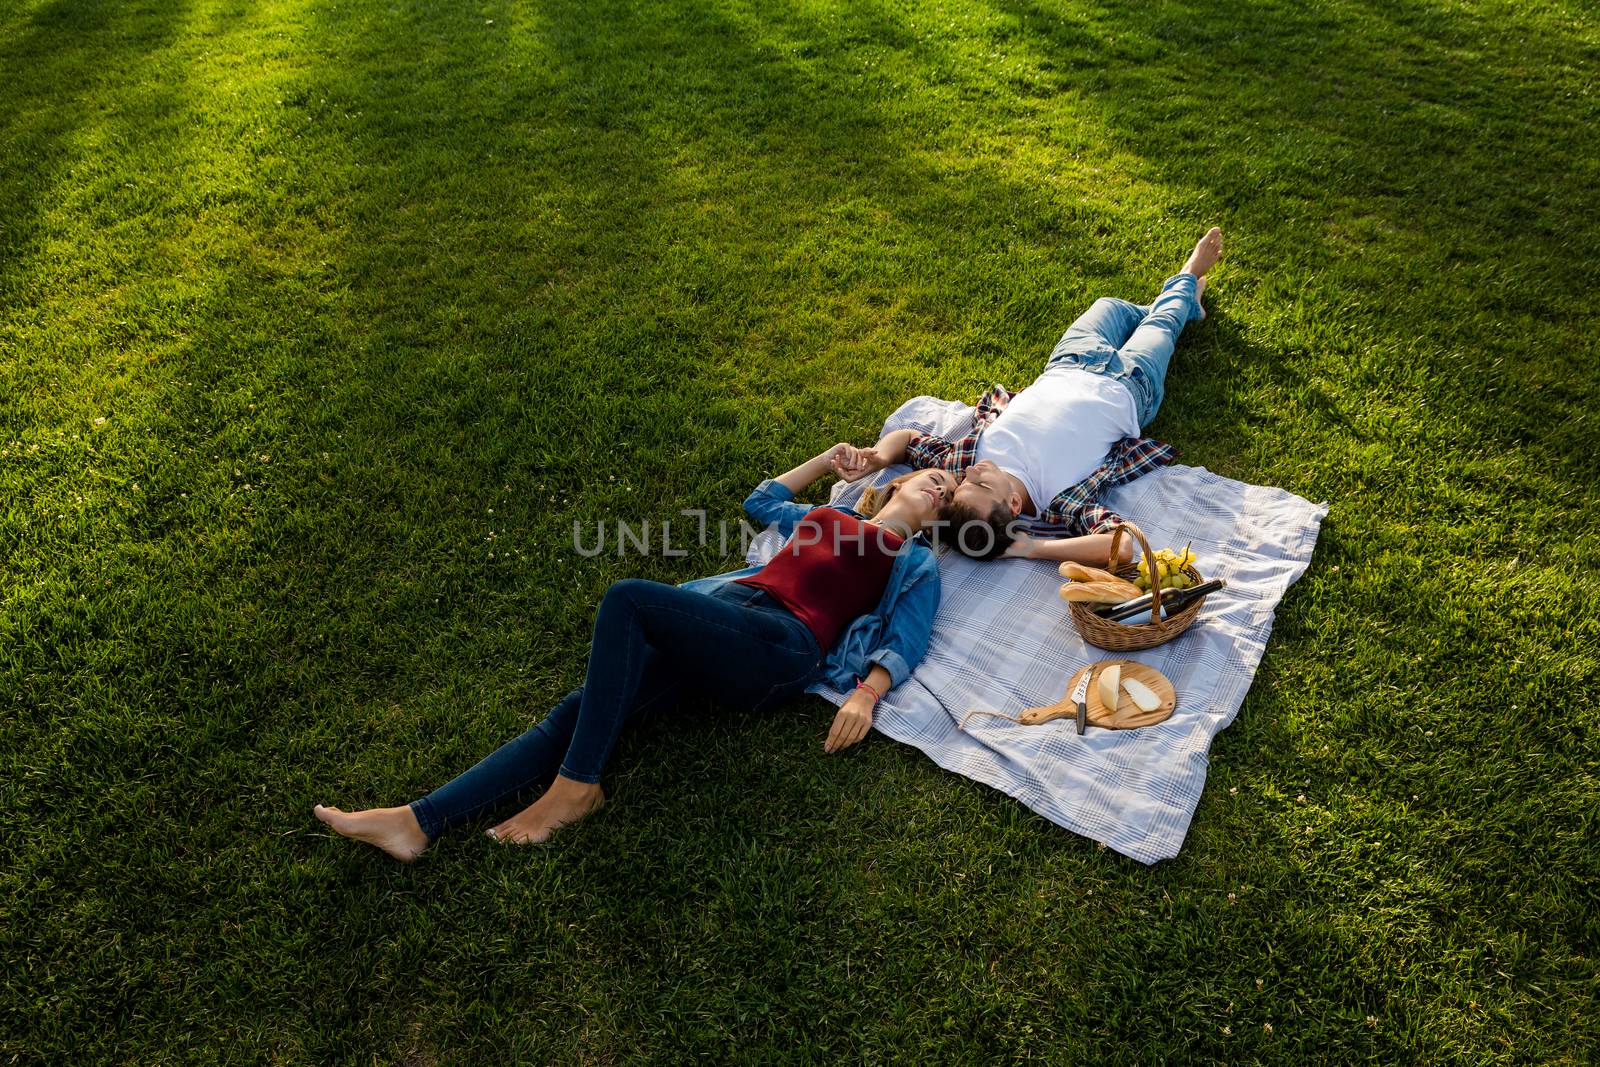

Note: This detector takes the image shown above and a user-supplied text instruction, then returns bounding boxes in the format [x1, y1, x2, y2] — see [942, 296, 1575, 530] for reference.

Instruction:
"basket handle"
[1105, 520, 1164, 619]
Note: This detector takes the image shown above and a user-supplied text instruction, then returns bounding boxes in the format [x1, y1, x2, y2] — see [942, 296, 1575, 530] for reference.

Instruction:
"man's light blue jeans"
[1045, 273, 1203, 429]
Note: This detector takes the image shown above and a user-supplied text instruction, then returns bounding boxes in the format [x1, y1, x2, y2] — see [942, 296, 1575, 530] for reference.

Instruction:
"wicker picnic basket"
[1067, 520, 1209, 652]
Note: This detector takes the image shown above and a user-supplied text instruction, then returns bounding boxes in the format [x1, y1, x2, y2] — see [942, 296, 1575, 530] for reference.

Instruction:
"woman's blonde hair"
[857, 471, 919, 518]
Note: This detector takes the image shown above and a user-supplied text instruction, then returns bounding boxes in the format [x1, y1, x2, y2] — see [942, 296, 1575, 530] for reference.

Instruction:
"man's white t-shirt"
[975, 366, 1140, 515]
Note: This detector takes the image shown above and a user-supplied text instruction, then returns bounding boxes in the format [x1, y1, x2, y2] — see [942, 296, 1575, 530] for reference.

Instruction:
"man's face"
[952, 460, 1013, 516]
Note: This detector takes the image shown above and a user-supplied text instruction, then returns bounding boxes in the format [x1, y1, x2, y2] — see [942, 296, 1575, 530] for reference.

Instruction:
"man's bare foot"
[487, 775, 604, 846]
[313, 803, 430, 862]
[1181, 226, 1224, 277]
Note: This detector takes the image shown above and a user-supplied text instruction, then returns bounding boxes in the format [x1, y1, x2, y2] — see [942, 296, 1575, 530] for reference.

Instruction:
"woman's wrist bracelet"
[854, 679, 882, 704]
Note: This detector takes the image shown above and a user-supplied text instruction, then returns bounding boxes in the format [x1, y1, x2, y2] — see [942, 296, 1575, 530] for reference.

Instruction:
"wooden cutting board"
[1021, 659, 1177, 730]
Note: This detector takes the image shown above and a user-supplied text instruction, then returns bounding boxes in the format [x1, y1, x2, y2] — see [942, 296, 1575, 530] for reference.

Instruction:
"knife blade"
[1070, 667, 1092, 735]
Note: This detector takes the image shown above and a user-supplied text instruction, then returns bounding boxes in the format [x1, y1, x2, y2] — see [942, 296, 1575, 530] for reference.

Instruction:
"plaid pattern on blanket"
[749, 395, 1329, 863]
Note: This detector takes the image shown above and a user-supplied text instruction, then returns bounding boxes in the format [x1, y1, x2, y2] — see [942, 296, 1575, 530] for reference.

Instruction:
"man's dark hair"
[937, 499, 1016, 561]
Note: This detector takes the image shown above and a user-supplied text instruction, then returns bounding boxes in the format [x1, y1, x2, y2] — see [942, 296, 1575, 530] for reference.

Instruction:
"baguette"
[1057, 567, 1141, 601]
[1059, 561, 1125, 584]
[1059, 580, 1137, 605]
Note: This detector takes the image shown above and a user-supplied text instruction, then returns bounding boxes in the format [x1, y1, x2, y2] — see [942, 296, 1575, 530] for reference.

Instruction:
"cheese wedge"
[1097, 663, 1122, 711]
[1121, 676, 1161, 713]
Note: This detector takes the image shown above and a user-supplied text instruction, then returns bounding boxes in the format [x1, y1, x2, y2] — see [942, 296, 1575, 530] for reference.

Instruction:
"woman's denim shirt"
[678, 479, 941, 693]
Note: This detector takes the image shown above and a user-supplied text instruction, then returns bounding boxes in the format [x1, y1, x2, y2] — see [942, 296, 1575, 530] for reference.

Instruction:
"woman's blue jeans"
[1046, 273, 1203, 428]
[408, 579, 821, 840]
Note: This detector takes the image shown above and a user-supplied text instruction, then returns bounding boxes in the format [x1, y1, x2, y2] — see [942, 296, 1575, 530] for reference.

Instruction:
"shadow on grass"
[0, 0, 192, 363]
[5, 0, 1597, 1060]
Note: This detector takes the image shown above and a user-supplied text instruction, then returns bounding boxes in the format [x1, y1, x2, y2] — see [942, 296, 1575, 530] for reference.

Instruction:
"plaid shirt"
[904, 384, 1178, 536]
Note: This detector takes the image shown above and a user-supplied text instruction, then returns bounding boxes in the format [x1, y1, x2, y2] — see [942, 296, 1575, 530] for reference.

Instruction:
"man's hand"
[1002, 534, 1038, 559]
[830, 445, 887, 483]
[824, 689, 875, 753]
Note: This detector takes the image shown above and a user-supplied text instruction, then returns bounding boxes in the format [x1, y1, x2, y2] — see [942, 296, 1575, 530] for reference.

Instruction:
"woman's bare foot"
[487, 775, 605, 845]
[313, 803, 430, 862]
[1182, 226, 1224, 277]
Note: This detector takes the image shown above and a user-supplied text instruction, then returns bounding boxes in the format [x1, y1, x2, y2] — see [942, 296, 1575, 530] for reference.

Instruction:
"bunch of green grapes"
[1133, 544, 1197, 592]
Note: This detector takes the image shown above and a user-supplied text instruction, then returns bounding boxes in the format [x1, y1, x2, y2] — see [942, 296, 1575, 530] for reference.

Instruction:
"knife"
[1069, 667, 1092, 735]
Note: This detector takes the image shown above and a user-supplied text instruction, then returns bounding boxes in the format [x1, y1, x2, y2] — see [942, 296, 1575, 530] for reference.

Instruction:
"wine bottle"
[1095, 578, 1227, 622]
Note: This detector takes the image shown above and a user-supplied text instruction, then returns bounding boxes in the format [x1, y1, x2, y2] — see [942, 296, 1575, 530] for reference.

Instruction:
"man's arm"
[1005, 532, 1136, 566]
[831, 428, 921, 481]
[868, 428, 919, 465]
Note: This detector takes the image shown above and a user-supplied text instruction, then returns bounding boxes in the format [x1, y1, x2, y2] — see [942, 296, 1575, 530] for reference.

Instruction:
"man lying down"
[834, 226, 1223, 564]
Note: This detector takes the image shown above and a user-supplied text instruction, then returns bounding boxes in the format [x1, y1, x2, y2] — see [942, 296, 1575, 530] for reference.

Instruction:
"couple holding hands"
[315, 228, 1223, 859]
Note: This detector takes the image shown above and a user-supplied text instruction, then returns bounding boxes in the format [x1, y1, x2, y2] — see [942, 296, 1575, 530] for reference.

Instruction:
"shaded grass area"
[2, 0, 1597, 1061]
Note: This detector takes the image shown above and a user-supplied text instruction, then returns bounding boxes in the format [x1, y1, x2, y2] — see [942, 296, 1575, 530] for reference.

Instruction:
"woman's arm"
[824, 546, 942, 752]
[1004, 532, 1136, 566]
[825, 663, 889, 754]
[775, 443, 856, 496]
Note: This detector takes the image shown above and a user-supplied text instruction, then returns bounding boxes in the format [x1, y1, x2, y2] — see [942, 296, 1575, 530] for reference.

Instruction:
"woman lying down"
[313, 443, 955, 858]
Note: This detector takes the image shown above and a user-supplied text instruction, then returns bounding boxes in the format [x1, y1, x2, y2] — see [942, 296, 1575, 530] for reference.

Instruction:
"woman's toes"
[488, 817, 529, 844]
[489, 818, 532, 846]
[486, 789, 602, 848]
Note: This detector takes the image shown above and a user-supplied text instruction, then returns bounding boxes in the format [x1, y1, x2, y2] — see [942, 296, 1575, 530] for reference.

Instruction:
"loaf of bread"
[1059, 580, 1138, 605]
[1059, 561, 1125, 584]
[1057, 567, 1141, 601]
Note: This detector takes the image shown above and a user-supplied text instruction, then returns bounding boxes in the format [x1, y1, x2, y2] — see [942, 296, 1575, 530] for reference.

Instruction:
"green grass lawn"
[3, 0, 1597, 1060]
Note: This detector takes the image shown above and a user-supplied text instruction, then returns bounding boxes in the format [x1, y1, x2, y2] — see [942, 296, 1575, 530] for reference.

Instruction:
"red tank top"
[735, 508, 906, 650]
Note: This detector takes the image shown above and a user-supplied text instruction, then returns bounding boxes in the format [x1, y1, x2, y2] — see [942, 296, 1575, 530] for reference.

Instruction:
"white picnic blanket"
[749, 395, 1329, 863]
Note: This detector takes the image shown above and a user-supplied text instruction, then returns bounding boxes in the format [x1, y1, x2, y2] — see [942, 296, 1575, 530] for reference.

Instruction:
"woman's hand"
[824, 688, 876, 753]
[831, 444, 887, 483]
[777, 443, 866, 495]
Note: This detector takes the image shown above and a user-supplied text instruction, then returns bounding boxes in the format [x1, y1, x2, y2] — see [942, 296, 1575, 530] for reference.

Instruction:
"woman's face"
[887, 468, 958, 530]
